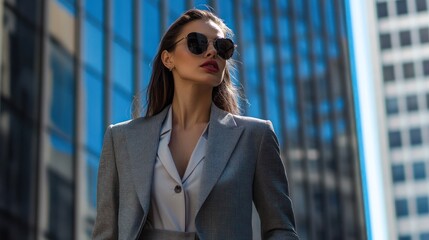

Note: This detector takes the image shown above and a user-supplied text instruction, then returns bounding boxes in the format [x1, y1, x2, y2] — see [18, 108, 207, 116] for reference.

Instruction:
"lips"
[200, 60, 219, 73]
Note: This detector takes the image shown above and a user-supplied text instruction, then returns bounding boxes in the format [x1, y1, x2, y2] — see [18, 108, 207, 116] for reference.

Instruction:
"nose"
[204, 42, 217, 58]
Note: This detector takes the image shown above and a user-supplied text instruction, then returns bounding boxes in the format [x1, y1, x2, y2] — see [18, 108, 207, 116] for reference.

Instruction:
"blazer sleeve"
[92, 126, 119, 240]
[253, 121, 300, 240]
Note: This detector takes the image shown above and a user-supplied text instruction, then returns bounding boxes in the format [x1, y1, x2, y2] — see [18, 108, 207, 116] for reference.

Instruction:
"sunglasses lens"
[187, 32, 208, 55]
[215, 39, 235, 59]
[186, 32, 235, 59]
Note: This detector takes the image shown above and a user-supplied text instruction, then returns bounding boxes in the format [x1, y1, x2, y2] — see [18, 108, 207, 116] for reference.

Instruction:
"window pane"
[423, 59, 429, 76]
[421, 233, 429, 240]
[406, 95, 418, 112]
[399, 236, 411, 240]
[396, 0, 408, 15]
[83, 19, 104, 74]
[83, 70, 104, 154]
[113, 42, 133, 94]
[49, 40, 75, 138]
[426, 93, 429, 109]
[403, 62, 415, 79]
[389, 130, 402, 148]
[111, 88, 132, 124]
[416, 0, 428, 12]
[113, 0, 132, 44]
[410, 128, 423, 146]
[386, 97, 399, 115]
[420, 27, 429, 44]
[392, 164, 406, 183]
[380, 33, 392, 50]
[85, 0, 103, 23]
[417, 196, 429, 215]
[383, 65, 395, 82]
[377, 2, 389, 18]
[395, 198, 408, 217]
[413, 162, 426, 180]
[399, 30, 412, 47]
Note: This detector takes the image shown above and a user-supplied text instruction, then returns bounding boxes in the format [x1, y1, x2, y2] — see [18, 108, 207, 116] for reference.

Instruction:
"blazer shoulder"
[231, 114, 273, 132]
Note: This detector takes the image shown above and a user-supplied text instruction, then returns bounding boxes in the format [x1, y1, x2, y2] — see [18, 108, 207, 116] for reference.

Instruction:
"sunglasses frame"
[168, 32, 236, 60]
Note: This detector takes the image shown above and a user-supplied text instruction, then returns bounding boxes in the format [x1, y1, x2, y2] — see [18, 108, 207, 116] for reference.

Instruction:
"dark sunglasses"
[169, 32, 236, 60]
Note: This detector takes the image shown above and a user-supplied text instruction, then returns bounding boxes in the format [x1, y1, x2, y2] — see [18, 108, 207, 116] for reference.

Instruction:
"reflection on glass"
[142, 0, 161, 58]
[49, 40, 75, 138]
[85, 0, 104, 23]
[111, 88, 133, 124]
[168, 0, 185, 24]
[83, 70, 104, 154]
[84, 19, 104, 74]
[113, 0, 132, 43]
[113, 41, 133, 94]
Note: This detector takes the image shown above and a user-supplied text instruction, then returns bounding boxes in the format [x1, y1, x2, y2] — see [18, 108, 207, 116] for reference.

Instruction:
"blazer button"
[174, 185, 182, 193]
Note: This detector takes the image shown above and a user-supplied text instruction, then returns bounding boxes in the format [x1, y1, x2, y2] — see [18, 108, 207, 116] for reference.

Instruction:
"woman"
[93, 9, 299, 240]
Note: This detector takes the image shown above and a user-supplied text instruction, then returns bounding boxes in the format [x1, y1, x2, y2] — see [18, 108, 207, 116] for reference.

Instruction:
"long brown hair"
[144, 9, 240, 117]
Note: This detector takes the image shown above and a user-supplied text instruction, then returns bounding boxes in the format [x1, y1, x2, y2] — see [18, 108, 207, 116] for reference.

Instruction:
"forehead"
[179, 19, 225, 39]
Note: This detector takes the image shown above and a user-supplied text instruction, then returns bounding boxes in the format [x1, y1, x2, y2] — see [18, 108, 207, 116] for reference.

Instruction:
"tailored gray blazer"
[92, 103, 299, 240]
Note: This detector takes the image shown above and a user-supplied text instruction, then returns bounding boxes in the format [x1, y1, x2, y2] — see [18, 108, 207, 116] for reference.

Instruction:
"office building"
[0, 0, 365, 239]
[366, 0, 429, 239]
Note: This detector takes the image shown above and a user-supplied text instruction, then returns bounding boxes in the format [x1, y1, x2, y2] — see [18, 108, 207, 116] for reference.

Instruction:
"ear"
[161, 50, 174, 70]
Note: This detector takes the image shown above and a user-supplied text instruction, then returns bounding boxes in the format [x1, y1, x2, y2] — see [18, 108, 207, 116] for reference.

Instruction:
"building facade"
[0, 0, 365, 239]
[368, 0, 429, 239]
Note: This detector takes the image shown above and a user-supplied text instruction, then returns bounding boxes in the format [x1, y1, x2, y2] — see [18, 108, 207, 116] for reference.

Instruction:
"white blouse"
[148, 107, 208, 232]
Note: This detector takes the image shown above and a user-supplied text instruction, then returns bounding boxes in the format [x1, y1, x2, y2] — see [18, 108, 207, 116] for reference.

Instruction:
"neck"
[171, 85, 212, 129]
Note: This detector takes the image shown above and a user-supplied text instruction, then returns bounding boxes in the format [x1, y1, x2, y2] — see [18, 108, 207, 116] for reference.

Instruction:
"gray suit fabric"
[92, 104, 299, 240]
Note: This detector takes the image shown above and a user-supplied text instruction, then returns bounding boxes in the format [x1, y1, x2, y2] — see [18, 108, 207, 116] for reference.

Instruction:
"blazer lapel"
[197, 104, 244, 212]
[126, 107, 169, 214]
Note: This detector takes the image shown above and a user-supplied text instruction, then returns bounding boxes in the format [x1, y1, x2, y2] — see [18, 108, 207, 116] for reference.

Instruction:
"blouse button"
[174, 185, 182, 193]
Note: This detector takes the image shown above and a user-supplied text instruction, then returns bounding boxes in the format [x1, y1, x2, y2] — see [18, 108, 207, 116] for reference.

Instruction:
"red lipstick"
[200, 60, 219, 73]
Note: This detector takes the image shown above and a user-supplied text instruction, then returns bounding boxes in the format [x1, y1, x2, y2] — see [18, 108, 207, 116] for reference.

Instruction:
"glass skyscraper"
[0, 0, 366, 239]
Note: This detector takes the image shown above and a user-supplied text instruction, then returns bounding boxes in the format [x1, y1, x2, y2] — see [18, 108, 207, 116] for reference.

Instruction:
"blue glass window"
[409, 128, 423, 146]
[413, 162, 427, 180]
[85, 0, 103, 23]
[426, 93, 429, 109]
[84, 19, 104, 74]
[383, 65, 395, 82]
[386, 97, 399, 115]
[416, 0, 428, 12]
[396, 0, 408, 15]
[111, 88, 133, 124]
[142, 0, 161, 58]
[421, 233, 429, 240]
[49, 40, 75, 138]
[113, 0, 132, 44]
[399, 235, 411, 240]
[417, 196, 429, 215]
[83, 70, 104, 154]
[113, 42, 133, 94]
[168, 0, 186, 25]
[392, 164, 406, 183]
[389, 130, 402, 148]
[406, 95, 418, 112]
[395, 198, 409, 217]
[423, 59, 429, 76]
[377, 2, 389, 18]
